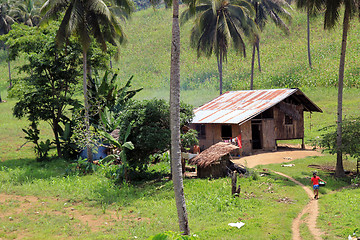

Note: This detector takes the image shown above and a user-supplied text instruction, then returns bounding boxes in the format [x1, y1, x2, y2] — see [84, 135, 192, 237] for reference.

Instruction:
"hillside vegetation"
[1, 6, 360, 103]
[0, 5, 360, 240]
[114, 6, 360, 94]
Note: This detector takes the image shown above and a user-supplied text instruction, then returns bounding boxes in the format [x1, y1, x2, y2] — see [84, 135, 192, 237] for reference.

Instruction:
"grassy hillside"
[1, 6, 360, 103]
[113, 6, 360, 94]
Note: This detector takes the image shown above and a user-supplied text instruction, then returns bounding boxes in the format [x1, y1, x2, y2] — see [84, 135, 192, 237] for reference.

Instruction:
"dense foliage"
[318, 117, 360, 161]
[88, 70, 142, 130]
[1, 24, 82, 159]
[117, 99, 194, 173]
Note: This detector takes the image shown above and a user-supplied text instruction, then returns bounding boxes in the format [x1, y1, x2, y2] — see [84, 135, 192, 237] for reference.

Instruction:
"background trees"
[181, 0, 258, 95]
[249, 0, 291, 89]
[2, 23, 82, 160]
[40, 0, 134, 162]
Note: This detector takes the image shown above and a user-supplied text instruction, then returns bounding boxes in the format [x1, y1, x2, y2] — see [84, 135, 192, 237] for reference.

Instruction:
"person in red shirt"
[311, 172, 326, 199]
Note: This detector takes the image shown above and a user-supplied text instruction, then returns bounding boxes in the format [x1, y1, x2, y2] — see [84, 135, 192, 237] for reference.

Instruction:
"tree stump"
[231, 171, 241, 197]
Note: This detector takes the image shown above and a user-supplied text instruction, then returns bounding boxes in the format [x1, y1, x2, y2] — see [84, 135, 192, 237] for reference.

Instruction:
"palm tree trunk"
[250, 44, 256, 90]
[335, 5, 350, 177]
[307, 11, 312, 69]
[7, 47, 11, 88]
[83, 50, 93, 163]
[256, 40, 261, 72]
[170, 0, 190, 235]
[217, 51, 223, 95]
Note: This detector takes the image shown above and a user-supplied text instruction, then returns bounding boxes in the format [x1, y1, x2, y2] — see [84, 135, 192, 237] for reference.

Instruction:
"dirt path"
[274, 171, 324, 240]
[231, 146, 324, 240]
[232, 146, 322, 168]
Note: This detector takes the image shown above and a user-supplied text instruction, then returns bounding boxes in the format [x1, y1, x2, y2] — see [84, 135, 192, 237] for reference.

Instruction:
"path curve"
[273, 171, 324, 240]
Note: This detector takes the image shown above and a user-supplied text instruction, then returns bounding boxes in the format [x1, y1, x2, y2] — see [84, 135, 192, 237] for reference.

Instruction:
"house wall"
[262, 119, 276, 150]
[190, 123, 241, 152]
[274, 104, 304, 140]
[240, 121, 252, 155]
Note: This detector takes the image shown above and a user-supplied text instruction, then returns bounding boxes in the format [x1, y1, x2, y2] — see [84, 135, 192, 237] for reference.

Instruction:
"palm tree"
[249, 0, 291, 89]
[181, 0, 258, 95]
[170, 0, 190, 234]
[40, 0, 133, 162]
[296, 0, 324, 69]
[9, 0, 41, 27]
[0, 1, 15, 88]
[318, 0, 359, 177]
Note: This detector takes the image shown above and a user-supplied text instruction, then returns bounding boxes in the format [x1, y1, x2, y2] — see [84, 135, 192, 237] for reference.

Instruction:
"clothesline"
[223, 134, 242, 149]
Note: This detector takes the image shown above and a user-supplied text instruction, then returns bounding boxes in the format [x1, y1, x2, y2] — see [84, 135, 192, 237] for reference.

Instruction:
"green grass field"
[0, 4, 360, 240]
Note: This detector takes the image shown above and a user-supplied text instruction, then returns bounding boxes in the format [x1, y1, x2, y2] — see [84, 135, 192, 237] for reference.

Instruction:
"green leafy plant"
[100, 123, 135, 181]
[117, 99, 194, 173]
[88, 70, 142, 131]
[316, 116, 360, 171]
[22, 122, 52, 161]
[180, 129, 199, 152]
[67, 157, 97, 175]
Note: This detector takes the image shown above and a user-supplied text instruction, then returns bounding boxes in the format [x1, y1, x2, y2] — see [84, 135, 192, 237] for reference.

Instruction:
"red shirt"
[311, 176, 320, 185]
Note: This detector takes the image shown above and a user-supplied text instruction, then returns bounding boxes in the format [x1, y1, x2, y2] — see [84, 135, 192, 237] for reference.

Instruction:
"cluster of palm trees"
[180, 0, 292, 94]
[0, 0, 40, 32]
[0, 0, 42, 89]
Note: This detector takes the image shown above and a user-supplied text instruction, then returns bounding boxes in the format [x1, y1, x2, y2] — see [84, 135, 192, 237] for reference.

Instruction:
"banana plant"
[100, 123, 134, 181]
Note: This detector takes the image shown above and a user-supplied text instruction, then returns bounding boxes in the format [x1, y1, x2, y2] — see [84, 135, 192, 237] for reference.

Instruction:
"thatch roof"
[189, 142, 239, 168]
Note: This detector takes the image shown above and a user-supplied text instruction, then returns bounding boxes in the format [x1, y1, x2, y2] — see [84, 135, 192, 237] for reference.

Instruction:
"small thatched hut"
[189, 142, 239, 178]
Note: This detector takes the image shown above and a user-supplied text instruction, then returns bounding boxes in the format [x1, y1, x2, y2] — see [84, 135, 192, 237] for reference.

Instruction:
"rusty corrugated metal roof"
[192, 88, 321, 124]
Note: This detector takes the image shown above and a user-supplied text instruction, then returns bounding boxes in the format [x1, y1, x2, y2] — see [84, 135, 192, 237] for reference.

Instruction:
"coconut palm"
[40, 0, 133, 162]
[318, 0, 359, 177]
[170, 0, 190, 234]
[181, 0, 258, 95]
[9, 0, 41, 27]
[296, 0, 324, 69]
[0, 1, 15, 88]
[0, 1, 14, 35]
[249, 0, 291, 89]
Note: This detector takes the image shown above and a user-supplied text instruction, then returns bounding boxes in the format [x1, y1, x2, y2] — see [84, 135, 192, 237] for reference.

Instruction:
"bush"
[117, 99, 194, 173]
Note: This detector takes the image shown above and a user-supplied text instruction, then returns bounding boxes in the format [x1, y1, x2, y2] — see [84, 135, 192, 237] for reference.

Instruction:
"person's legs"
[313, 185, 319, 199]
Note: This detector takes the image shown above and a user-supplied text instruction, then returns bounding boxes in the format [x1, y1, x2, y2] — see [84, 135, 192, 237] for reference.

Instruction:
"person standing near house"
[311, 172, 326, 199]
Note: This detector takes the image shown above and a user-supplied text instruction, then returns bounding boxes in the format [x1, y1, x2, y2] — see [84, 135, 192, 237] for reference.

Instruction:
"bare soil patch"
[0, 193, 147, 239]
[232, 145, 322, 168]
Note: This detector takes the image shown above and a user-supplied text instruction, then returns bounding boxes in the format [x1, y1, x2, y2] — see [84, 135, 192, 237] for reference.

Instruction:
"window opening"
[221, 125, 232, 140]
[195, 124, 206, 139]
[285, 115, 293, 125]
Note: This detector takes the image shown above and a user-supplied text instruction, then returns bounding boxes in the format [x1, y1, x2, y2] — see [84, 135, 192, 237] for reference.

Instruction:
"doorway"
[251, 121, 262, 149]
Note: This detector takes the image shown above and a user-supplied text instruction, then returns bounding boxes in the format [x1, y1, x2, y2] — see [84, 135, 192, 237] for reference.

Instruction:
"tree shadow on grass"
[0, 157, 70, 184]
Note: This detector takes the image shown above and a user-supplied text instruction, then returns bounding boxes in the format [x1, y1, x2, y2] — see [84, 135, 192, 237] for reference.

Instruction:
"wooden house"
[189, 88, 322, 155]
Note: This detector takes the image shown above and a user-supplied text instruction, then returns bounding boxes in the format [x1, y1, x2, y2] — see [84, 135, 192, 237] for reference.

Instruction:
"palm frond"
[323, 0, 342, 29]
[111, 0, 135, 17]
[180, 4, 211, 25]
